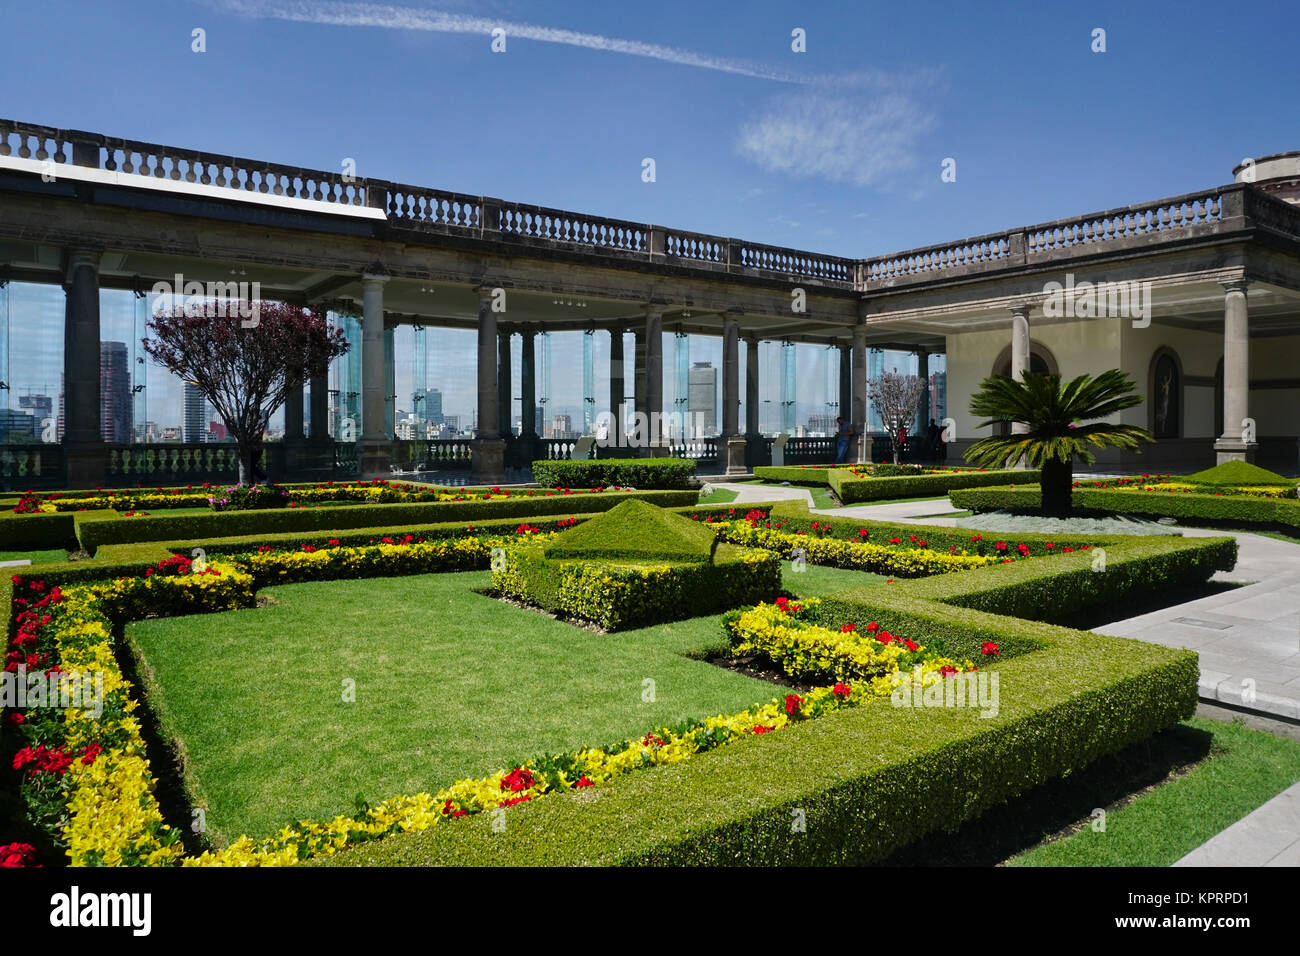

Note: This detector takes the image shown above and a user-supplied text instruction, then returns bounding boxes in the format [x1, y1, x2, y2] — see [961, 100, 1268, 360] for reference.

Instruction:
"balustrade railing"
[105, 444, 268, 486]
[5, 118, 1294, 296]
[0, 444, 65, 489]
[669, 438, 719, 462]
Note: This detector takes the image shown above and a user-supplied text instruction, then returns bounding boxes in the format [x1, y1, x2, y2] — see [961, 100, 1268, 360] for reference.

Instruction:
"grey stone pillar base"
[471, 438, 507, 485]
[63, 441, 108, 490]
[1213, 438, 1258, 464]
[725, 436, 748, 475]
[358, 438, 393, 479]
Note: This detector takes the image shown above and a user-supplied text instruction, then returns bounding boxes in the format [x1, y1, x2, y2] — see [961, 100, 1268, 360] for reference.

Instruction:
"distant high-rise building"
[687, 362, 717, 437]
[99, 342, 132, 443]
[184, 382, 209, 444]
[807, 414, 838, 436]
[421, 388, 444, 425]
[0, 408, 38, 441]
[18, 393, 53, 442]
[551, 414, 576, 439]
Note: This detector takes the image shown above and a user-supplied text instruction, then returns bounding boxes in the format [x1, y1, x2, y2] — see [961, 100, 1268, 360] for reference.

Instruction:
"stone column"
[633, 330, 647, 429]
[1215, 279, 1256, 463]
[839, 342, 852, 426]
[644, 310, 664, 455]
[63, 249, 107, 487]
[609, 329, 625, 450]
[282, 377, 305, 478]
[284, 381, 305, 441]
[744, 335, 760, 435]
[309, 372, 329, 441]
[472, 286, 505, 483]
[521, 328, 536, 437]
[852, 325, 868, 463]
[358, 273, 391, 477]
[497, 326, 513, 437]
[916, 349, 930, 438]
[722, 312, 745, 474]
[1009, 303, 1031, 436]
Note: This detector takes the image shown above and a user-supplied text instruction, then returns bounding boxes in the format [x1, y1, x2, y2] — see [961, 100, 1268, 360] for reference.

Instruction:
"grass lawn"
[126, 561, 886, 846]
[0, 549, 68, 565]
[697, 487, 739, 505]
[1008, 717, 1300, 866]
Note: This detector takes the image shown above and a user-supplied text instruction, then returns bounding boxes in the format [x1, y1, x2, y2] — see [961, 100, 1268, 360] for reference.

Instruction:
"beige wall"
[948, 316, 1298, 441]
[1120, 322, 1221, 437]
[945, 316, 1121, 439]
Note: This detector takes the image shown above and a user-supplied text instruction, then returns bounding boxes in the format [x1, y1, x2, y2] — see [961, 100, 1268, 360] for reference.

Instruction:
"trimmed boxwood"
[950, 484, 1300, 533]
[829, 468, 1036, 504]
[318, 528, 1207, 867]
[531, 458, 697, 490]
[751, 466, 845, 486]
[0, 511, 77, 551]
[494, 541, 781, 631]
[71, 489, 700, 553]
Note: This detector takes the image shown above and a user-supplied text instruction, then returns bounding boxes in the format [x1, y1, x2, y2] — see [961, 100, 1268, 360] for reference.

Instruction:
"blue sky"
[1, 0, 1295, 434]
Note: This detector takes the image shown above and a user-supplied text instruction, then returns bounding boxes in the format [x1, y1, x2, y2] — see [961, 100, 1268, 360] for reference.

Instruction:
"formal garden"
[4, 442, 1283, 868]
[2, 323, 1299, 870]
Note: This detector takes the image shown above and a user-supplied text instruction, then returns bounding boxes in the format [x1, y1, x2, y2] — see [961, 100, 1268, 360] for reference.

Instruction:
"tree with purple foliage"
[866, 370, 926, 464]
[143, 302, 349, 484]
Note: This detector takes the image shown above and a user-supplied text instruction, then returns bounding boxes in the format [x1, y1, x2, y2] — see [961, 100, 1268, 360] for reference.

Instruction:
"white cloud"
[736, 88, 936, 188]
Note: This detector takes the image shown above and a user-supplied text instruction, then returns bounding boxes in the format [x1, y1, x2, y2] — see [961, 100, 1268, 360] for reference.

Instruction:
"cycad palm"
[966, 369, 1154, 516]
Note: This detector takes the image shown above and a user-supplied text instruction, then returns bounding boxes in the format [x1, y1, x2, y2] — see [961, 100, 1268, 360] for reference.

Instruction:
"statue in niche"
[1153, 354, 1179, 438]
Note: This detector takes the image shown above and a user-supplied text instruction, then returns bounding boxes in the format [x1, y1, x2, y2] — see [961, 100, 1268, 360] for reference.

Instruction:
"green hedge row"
[829, 468, 1036, 504]
[66, 489, 698, 553]
[950, 485, 1300, 533]
[322, 529, 1207, 866]
[494, 542, 781, 631]
[751, 466, 844, 486]
[0, 512, 78, 551]
[530, 458, 697, 490]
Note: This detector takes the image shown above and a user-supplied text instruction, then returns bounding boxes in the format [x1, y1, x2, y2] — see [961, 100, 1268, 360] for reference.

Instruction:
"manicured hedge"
[495, 541, 781, 630]
[829, 468, 1036, 504]
[950, 485, 1300, 533]
[71, 489, 700, 553]
[531, 458, 697, 490]
[0, 511, 77, 550]
[320, 529, 1206, 866]
[752, 466, 844, 486]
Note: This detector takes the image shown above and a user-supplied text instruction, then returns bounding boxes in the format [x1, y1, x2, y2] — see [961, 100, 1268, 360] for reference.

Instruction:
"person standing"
[835, 416, 855, 464]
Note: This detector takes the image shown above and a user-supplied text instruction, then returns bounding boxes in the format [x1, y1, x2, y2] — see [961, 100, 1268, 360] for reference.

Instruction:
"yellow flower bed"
[715, 521, 999, 577]
[726, 599, 971, 689]
[13, 565, 253, 866]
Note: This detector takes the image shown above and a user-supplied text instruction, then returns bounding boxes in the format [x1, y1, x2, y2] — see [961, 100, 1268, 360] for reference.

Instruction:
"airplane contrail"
[212, 0, 816, 84]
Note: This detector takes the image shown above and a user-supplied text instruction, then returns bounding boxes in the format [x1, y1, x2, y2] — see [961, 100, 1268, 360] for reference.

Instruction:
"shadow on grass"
[880, 722, 1214, 866]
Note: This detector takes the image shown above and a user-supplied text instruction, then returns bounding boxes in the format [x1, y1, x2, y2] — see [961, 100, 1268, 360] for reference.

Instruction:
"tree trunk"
[238, 438, 264, 486]
[1040, 457, 1074, 517]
